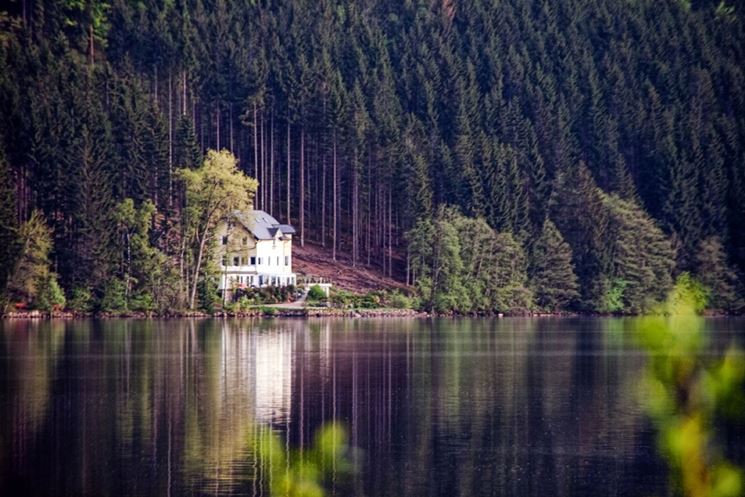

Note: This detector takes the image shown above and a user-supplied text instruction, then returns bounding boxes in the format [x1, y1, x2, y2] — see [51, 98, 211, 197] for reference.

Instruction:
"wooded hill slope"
[0, 0, 744, 312]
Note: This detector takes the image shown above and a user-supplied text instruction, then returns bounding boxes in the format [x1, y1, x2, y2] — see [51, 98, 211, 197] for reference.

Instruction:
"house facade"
[215, 210, 297, 296]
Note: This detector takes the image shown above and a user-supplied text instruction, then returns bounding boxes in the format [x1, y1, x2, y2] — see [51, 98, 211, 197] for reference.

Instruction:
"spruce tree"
[530, 219, 579, 311]
[0, 140, 18, 304]
[695, 237, 743, 313]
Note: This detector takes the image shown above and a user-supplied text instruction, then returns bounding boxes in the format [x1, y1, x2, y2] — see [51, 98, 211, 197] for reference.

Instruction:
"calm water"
[1, 317, 743, 497]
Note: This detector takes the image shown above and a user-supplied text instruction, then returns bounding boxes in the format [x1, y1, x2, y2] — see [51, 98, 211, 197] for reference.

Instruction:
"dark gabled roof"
[232, 210, 296, 240]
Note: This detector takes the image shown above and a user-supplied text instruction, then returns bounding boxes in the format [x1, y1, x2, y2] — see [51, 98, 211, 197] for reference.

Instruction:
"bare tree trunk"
[253, 102, 259, 207]
[270, 111, 274, 214]
[168, 73, 173, 208]
[390, 191, 394, 277]
[229, 103, 234, 153]
[286, 116, 291, 223]
[182, 71, 187, 116]
[216, 106, 220, 150]
[352, 159, 358, 267]
[189, 230, 210, 310]
[261, 113, 266, 209]
[321, 147, 326, 247]
[300, 127, 305, 247]
[332, 131, 337, 261]
[89, 24, 94, 66]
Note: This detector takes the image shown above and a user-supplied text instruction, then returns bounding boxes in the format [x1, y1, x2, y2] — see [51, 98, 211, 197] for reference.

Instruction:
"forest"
[0, 0, 744, 314]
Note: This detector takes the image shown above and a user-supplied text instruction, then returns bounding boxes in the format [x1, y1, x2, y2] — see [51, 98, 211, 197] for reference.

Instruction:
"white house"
[215, 210, 297, 297]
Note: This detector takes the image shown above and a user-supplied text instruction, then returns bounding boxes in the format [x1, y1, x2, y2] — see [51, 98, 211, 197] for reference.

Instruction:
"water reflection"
[0, 317, 742, 496]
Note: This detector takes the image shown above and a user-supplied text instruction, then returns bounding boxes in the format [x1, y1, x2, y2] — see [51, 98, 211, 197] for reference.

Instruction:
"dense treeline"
[0, 0, 744, 313]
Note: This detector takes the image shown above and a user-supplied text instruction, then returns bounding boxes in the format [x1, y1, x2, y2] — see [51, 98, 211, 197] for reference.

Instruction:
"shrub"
[387, 291, 413, 309]
[101, 278, 127, 312]
[35, 273, 66, 311]
[260, 306, 277, 316]
[130, 292, 155, 312]
[69, 287, 93, 312]
[307, 284, 326, 302]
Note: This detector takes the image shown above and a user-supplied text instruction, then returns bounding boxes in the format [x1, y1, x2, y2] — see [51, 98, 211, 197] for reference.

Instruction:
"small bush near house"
[307, 285, 327, 302]
[387, 291, 413, 309]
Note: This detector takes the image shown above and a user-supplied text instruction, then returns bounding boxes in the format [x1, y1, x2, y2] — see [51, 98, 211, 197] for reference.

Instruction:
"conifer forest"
[1, 0, 744, 314]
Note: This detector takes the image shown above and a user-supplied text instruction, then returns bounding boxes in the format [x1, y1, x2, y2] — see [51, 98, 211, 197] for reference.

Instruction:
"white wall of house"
[215, 218, 296, 291]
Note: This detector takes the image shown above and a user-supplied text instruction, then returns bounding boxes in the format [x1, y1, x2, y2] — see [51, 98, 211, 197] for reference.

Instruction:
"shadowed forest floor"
[293, 243, 407, 293]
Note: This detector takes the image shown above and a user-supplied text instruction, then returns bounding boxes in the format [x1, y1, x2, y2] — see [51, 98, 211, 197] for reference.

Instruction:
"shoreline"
[2, 308, 736, 320]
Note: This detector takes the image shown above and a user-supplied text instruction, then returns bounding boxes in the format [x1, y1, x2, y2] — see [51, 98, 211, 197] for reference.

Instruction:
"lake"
[1, 317, 743, 496]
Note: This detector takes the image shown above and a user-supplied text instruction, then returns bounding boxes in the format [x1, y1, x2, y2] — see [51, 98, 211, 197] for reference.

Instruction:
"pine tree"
[0, 140, 19, 304]
[695, 237, 743, 312]
[530, 219, 579, 311]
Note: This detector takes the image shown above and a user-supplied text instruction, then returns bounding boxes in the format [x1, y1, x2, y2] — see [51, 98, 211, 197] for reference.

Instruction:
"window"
[268, 257, 271, 266]
[285, 256, 290, 266]
[250, 256, 256, 265]
[221, 256, 227, 266]
[276, 256, 280, 266]
[233, 256, 239, 266]
[241, 256, 247, 265]
[222, 236, 228, 245]
[258, 257, 262, 265]
[242, 237, 248, 246]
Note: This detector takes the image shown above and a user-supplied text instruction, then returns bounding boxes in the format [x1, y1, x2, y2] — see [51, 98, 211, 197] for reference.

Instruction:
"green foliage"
[6, 211, 55, 307]
[0, 140, 18, 305]
[1, 0, 745, 314]
[670, 273, 710, 314]
[529, 219, 579, 311]
[600, 278, 627, 313]
[35, 273, 66, 311]
[307, 285, 327, 302]
[636, 279, 745, 497]
[100, 277, 127, 313]
[68, 287, 94, 313]
[386, 291, 413, 309]
[600, 193, 675, 313]
[254, 422, 352, 497]
[408, 206, 532, 313]
[179, 150, 258, 310]
[695, 237, 743, 313]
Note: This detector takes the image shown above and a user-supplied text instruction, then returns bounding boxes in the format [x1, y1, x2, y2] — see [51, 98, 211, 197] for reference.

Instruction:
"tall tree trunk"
[270, 111, 274, 215]
[229, 103, 234, 153]
[216, 106, 220, 150]
[300, 126, 305, 247]
[182, 71, 187, 116]
[388, 188, 393, 277]
[253, 102, 259, 208]
[286, 116, 291, 223]
[261, 113, 266, 209]
[322, 147, 326, 247]
[332, 131, 338, 261]
[352, 157, 358, 267]
[168, 73, 173, 208]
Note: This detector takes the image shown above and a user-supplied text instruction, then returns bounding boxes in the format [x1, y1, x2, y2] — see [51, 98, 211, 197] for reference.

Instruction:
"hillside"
[293, 243, 407, 294]
[1, 0, 744, 313]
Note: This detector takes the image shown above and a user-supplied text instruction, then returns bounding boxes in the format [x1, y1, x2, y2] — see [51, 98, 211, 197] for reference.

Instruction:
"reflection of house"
[215, 210, 296, 296]
[253, 331, 293, 425]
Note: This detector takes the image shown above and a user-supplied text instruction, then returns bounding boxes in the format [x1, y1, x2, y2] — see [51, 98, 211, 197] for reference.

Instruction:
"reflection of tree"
[2, 317, 738, 497]
[0, 320, 64, 464]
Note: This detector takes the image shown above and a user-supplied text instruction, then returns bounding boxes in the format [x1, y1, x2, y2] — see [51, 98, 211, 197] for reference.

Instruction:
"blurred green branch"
[636, 277, 745, 497]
